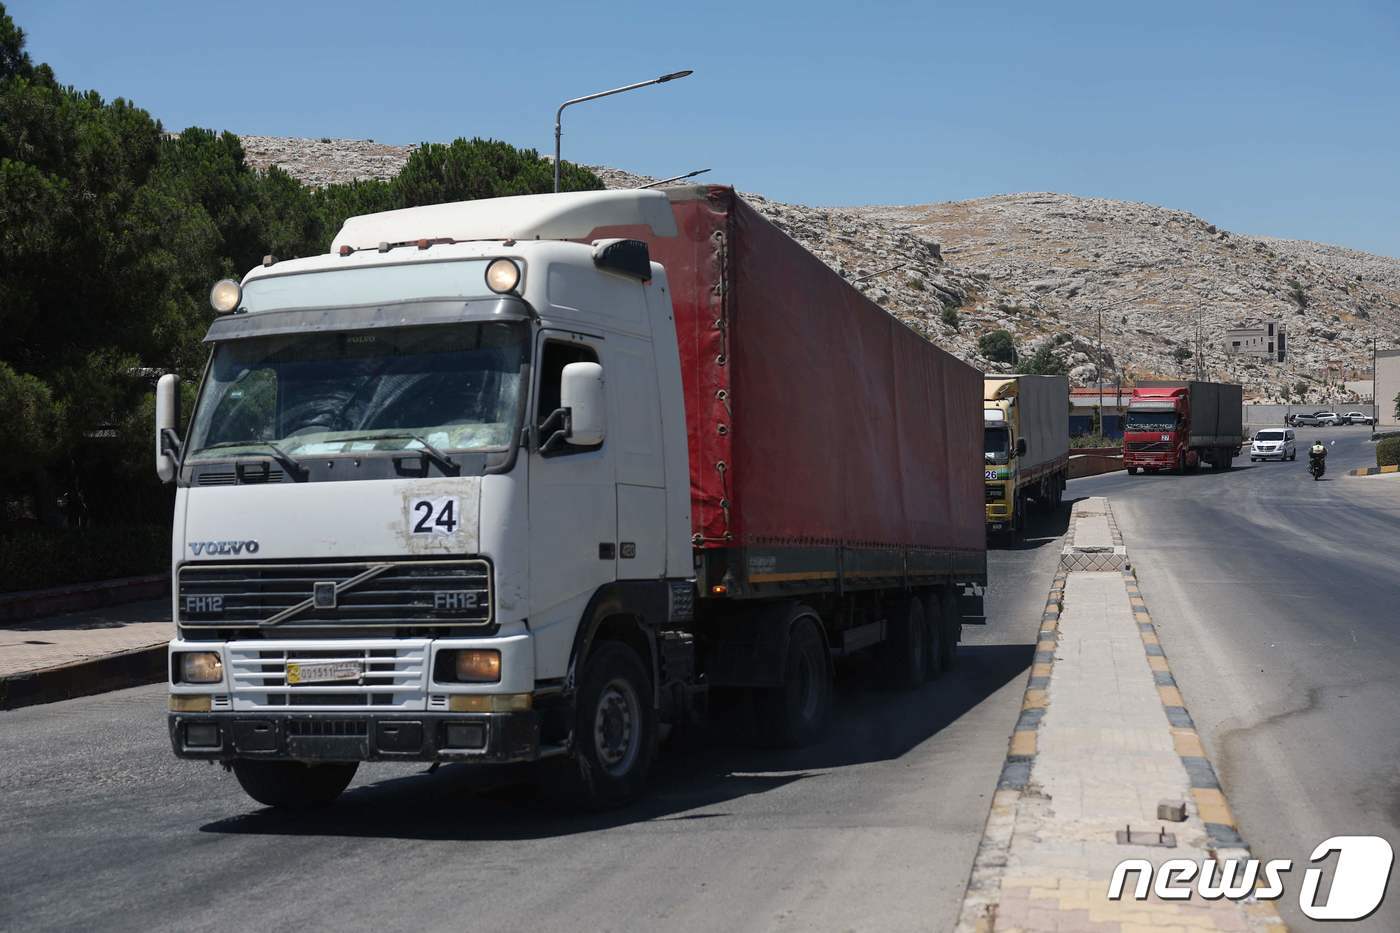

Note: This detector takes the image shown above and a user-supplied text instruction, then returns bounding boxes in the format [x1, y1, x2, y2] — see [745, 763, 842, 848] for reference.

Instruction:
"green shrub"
[978, 329, 1017, 364]
[942, 306, 960, 330]
[0, 524, 168, 593]
[1025, 345, 1066, 376]
[1071, 434, 1116, 449]
[1378, 436, 1400, 468]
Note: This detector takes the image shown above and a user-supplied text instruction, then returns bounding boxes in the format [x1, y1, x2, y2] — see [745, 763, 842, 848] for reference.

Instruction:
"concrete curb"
[955, 498, 1285, 932]
[955, 566, 1067, 932]
[1347, 463, 1400, 477]
[0, 644, 166, 711]
[0, 574, 169, 624]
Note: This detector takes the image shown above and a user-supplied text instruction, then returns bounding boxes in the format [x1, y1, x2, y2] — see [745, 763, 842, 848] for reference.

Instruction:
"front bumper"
[1124, 454, 1176, 468]
[169, 710, 541, 763]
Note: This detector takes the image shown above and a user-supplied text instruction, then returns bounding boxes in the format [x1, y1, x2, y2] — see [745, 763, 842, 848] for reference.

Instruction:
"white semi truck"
[159, 188, 986, 809]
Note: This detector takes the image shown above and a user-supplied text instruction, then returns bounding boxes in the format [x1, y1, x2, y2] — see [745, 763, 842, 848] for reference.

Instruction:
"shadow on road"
[199, 641, 1035, 842]
[989, 498, 1075, 551]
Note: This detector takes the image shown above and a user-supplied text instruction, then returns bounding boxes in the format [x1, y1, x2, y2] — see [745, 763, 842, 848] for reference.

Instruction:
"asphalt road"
[0, 513, 1069, 933]
[1075, 426, 1400, 930]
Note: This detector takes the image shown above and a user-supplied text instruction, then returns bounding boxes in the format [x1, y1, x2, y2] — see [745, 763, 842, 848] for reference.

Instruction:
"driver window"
[536, 341, 599, 426]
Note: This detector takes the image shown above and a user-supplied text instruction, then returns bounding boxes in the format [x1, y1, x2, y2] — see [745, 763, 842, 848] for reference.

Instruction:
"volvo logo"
[188, 539, 260, 557]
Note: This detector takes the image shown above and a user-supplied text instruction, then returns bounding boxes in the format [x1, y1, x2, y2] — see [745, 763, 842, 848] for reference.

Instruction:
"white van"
[1250, 428, 1296, 461]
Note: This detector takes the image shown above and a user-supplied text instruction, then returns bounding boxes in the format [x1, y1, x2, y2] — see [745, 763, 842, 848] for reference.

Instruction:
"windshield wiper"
[352, 432, 459, 471]
[197, 439, 306, 476]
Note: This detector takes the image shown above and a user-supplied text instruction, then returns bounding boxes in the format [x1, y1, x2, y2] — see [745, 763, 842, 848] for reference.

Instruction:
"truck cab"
[982, 401, 1023, 531]
[1123, 387, 1189, 472]
[159, 191, 693, 808]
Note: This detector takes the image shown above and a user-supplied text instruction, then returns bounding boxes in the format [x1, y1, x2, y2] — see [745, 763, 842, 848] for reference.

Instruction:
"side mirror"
[1016, 438, 1028, 457]
[155, 373, 182, 483]
[561, 361, 606, 446]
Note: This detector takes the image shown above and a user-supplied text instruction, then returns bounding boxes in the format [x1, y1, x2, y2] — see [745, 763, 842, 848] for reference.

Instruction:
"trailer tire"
[756, 616, 832, 748]
[562, 641, 657, 809]
[232, 760, 358, 809]
[883, 597, 928, 690]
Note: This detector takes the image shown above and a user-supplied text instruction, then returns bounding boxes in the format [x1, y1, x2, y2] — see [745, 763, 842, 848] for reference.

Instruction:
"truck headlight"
[436, 649, 501, 683]
[178, 652, 224, 684]
[485, 258, 520, 294]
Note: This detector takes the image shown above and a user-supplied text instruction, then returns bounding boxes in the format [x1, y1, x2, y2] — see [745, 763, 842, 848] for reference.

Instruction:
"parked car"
[1250, 428, 1296, 461]
[1287, 410, 1343, 427]
[1342, 411, 1376, 426]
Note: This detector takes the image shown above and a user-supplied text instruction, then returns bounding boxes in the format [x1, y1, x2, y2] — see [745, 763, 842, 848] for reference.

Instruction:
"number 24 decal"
[411, 497, 459, 535]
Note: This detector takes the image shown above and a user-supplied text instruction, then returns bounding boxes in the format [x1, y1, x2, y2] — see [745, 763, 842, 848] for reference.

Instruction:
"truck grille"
[985, 484, 1005, 502]
[227, 641, 428, 711]
[178, 559, 491, 631]
[1127, 441, 1170, 452]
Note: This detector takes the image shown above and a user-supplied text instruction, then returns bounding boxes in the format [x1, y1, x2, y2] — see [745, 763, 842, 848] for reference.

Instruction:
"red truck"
[1123, 380, 1244, 474]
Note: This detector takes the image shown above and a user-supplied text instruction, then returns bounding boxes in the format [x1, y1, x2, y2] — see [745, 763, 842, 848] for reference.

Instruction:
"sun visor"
[204, 297, 532, 342]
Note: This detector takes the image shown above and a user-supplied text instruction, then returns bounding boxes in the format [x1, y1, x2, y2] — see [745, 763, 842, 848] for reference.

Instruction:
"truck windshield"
[1126, 411, 1179, 433]
[985, 427, 1011, 464]
[185, 322, 527, 461]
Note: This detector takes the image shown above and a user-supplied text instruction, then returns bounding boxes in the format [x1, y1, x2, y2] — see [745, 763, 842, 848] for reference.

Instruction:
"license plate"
[287, 661, 363, 685]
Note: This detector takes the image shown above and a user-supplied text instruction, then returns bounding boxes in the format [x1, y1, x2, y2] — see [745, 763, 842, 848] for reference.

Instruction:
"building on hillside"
[1225, 320, 1286, 362]
[1377, 349, 1400, 428]
[1069, 387, 1132, 438]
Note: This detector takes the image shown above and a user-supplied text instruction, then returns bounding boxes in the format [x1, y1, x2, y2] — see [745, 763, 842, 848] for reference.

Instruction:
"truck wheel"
[565, 641, 658, 809]
[937, 586, 961, 672]
[756, 617, 832, 747]
[883, 597, 928, 690]
[231, 760, 358, 809]
[1127, 466, 1138, 475]
[918, 590, 944, 681]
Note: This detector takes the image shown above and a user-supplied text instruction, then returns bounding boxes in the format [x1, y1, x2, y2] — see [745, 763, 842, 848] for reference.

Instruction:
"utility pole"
[1097, 305, 1103, 424]
[1374, 333, 1379, 426]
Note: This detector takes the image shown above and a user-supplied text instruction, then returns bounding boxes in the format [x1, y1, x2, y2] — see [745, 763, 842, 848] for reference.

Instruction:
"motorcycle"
[1308, 451, 1326, 480]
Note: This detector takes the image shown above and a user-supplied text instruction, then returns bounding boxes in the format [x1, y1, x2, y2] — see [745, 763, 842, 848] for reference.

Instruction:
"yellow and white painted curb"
[955, 498, 1287, 932]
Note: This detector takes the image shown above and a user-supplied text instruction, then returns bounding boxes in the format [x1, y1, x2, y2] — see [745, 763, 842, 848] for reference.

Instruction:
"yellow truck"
[983, 375, 1070, 536]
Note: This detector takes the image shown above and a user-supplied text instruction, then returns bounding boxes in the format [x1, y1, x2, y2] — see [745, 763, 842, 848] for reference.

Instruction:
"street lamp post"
[553, 70, 694, 193]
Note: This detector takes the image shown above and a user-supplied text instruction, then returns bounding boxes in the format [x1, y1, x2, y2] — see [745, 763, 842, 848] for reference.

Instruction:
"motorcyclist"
[1309, 439, 1326, 477]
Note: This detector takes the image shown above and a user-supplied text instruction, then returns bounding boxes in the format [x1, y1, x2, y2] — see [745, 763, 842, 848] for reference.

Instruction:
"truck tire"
[882, 597, 928, 690]
[564, 641, 658, 809]
[231, 760, 358, 809]
[1127, 466, 1138, 475]
[756, 616, 832, 748]
[918, 590, 944, 681]
[937, 585, 961, 672]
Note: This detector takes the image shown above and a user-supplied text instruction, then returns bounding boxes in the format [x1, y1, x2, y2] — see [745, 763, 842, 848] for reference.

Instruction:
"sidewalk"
[0, 599, 172, 708]
[958, 498, 1284, 932]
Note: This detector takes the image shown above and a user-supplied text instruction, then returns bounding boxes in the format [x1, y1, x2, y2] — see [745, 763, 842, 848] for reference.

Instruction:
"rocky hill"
[239, 136, 1400, 402]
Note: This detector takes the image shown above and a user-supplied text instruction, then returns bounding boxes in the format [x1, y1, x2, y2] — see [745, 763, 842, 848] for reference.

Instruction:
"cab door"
[527, 331, 615, 673]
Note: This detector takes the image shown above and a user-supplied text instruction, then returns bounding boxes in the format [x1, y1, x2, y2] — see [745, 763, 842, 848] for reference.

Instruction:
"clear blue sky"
[12, 0, 1400, 257]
